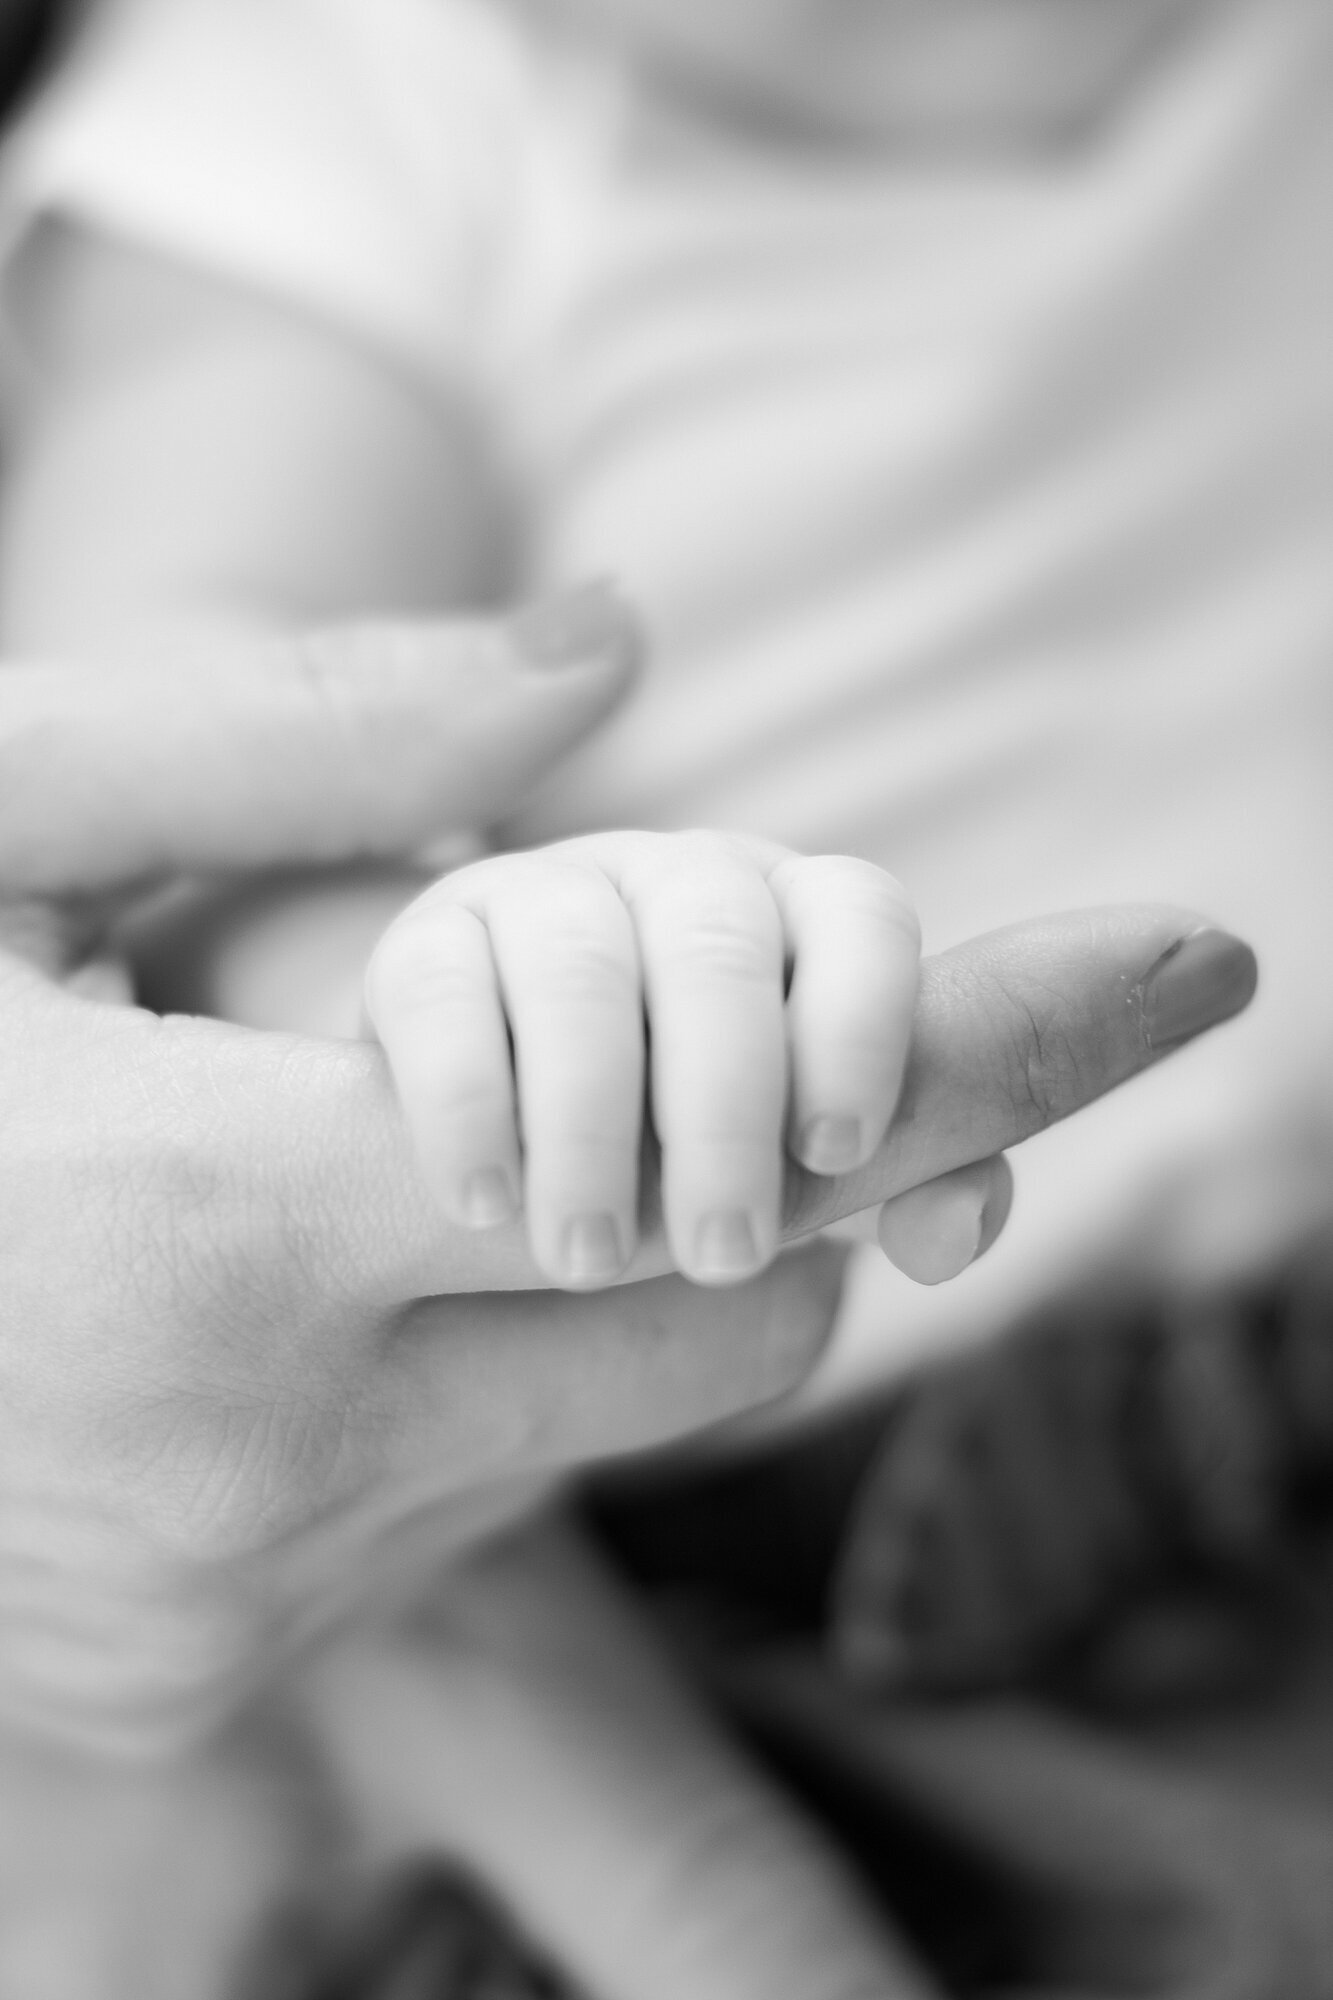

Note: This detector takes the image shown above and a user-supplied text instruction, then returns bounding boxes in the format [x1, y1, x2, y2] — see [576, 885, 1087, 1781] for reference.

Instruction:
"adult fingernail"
[798, 1114, 863, 1174]
[460, 1168, 517, 1229]
[1137, 928, 1258, 1051]
[693, 1209, 760, 1281]
[561, 1212, 625, 1285]
[508, 579, 638, 670]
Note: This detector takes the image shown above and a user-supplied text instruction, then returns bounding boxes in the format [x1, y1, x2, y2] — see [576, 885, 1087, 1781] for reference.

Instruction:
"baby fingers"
[624, 836, 789, 1286]
[770, 853, 921, 1175]
[364, 898, 523, 1232]
[483, 860, 645, 1287]
[368, 856, 647, 1287]
[369, 832, 922, 1298]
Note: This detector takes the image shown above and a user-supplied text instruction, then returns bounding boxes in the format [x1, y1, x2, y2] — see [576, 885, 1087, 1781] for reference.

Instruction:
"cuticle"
[1128, 929, 1193, 1046]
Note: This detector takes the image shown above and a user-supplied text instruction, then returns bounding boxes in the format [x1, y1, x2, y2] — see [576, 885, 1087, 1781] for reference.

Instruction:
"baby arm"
[365, 829, 922, 1288]
[4, 222, 507, 645]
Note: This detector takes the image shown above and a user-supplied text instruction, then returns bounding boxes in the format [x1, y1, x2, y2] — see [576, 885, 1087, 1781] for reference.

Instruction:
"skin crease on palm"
[525, 0, 1202, 147]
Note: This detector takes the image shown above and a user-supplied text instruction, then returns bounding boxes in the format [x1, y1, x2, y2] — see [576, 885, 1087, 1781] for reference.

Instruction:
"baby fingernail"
[799, 1115, 863, 1174]
[1137, 928, 1258, 1051]
[561, 1212, 625, 1285]
[509, 579, 639, 671]
[460, 1168, 517, 1229]
[693, 1209, 760, 1281]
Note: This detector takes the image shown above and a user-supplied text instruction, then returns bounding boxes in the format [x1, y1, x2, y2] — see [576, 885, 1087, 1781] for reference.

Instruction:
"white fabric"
[4, 0, 1332, 1388]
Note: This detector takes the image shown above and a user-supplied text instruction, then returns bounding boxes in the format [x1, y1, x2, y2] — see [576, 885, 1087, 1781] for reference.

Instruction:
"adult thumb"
[0, 581, 641, 897]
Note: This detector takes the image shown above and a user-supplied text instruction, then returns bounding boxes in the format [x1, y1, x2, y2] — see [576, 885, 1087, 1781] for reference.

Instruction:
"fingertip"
[404, 1127, 523, 1235]
[455, 1165, 521, 1231]
[539, 1210, 634, 1291]
[779, 854, 921, 1182]
[1134, 926, 1259, 1052]
[975, 1154, 1014, 1255]
[877, 1156, 1011, 1286]
[683, 1206, 771, 1287]
[506, 579, 645, 683]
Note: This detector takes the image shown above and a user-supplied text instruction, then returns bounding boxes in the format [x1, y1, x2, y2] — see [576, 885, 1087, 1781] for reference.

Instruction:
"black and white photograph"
[0, 2, 1329, 1993]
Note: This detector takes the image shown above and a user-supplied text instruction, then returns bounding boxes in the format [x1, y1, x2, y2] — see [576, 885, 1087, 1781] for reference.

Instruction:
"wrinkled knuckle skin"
[861, 875, 923, 946]
[0, 1592, 266, 1760]
[1002, 991, 1089, 1134]
[649, 828, 749, 874]
[539, 935, 641, 1007]
[669, 920, 778, 987]
[366, 921, 481, 1019]
[803, 857, 921, 935]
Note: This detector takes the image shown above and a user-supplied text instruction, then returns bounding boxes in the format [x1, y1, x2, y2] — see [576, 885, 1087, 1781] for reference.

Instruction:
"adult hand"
[0, 604, 1258, 2000]
[0, 600, 1257, 1753]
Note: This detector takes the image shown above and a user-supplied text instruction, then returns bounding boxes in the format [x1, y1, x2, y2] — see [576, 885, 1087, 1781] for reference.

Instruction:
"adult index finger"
[0, 585, 639, 896]
[777, 908, 1258, 1242]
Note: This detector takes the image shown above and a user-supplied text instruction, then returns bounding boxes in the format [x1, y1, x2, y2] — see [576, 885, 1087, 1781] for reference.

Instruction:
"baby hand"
[364, 831, 920, 1289]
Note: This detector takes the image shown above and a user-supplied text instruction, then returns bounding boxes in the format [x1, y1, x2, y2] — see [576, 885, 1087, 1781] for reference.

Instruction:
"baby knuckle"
[680, 828, 754, 870]
[367, 920, 479, 1016]
[633, 830, 767, 910]
[639, 827, 744, 872]
[808, 857, 921, 936]
[672, 917, 780, 985]
[540, 932, 639, 1003]
[860, 879, 922, 944]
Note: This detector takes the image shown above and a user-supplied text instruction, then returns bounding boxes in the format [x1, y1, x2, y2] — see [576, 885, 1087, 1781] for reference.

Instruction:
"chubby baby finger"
[364, 896, 521, 1229]
[773, 854, 921, 1175]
